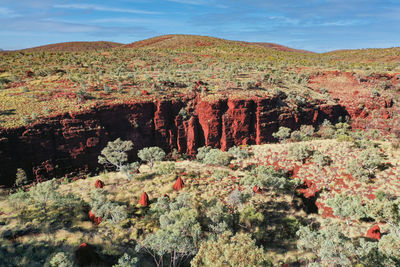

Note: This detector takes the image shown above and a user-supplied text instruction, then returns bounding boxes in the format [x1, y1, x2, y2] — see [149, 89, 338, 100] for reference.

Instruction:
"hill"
[124, 34, 311, 53]
[22, 41, 123, 52]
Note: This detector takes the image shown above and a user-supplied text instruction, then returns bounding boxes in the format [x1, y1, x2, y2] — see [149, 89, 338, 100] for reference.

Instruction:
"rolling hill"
[22, 41, 124, 52]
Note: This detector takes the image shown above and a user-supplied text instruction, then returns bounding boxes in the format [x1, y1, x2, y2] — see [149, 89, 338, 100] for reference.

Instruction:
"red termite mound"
[88, 210, 102, 225]
[0, 95, 347, 186]
[173, 177, 185, 191]
[366, 225, 381, 240]
[139, 192, 149, 206]
[94, 179, 104, 188]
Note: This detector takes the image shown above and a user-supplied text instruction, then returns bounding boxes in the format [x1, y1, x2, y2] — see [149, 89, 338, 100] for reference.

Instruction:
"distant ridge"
[124, 34, 313, 53]
[22, 41, 123, 52]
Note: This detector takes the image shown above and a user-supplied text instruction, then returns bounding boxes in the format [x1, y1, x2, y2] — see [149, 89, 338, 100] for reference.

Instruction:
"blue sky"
[0, 0, 399, 52]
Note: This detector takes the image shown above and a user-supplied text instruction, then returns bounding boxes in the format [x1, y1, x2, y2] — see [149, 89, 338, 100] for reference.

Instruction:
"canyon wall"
[0, 96, 347, 186]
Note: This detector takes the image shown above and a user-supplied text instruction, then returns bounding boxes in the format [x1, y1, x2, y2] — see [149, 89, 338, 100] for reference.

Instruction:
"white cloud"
[54, 4, 161, 15]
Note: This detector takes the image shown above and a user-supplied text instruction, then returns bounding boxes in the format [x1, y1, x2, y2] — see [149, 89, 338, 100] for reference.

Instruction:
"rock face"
[0, 96, 347, 186]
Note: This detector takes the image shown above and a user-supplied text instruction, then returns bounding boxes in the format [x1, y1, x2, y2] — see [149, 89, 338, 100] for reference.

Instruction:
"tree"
[297, 225, 356, 267]
[137, 193, 201, 267]
[288, 143, 313, 163]
[98, 138, 134, 171]
[89, 189, 127, 224]
[138, 147, 166, 168]
[47, 252, 74, 267]
[15, 168, 28, 186]
[192, 231, 272, 267]
[347, 147, 387, 182]
[272, 126, 291, 143]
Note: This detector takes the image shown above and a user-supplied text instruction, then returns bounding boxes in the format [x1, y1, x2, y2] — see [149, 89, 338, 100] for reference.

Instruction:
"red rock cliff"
[0, 96, 347, 186]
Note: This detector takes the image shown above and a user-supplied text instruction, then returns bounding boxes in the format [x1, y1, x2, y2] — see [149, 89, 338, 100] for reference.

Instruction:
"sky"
[0, 0, 399, 52]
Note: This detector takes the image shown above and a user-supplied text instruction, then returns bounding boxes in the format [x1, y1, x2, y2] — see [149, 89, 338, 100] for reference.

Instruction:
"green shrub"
[228, 146, 249, 160]
[288, 144, 313, 163]
[15, 168, 28, 186]
[272, 127, 291, 142]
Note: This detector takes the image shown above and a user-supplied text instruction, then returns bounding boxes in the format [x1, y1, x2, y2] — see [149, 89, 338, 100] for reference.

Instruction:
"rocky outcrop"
[0, 96, 347, 186]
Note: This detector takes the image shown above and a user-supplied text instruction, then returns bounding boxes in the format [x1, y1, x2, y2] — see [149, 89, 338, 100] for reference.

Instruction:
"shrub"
[325, 193, 366, 225]
[89, 189, 127, 224]
[288, 144, 313, 163]
[15, 168, 28, 186]
[154, 161, 176, 175]
[299, 125, 315, 140]
[312, 151, 332, 168]
[241, 165, 301, 194]
[138, 146, 166, 168]
[272, 127, 291, 142]
[113, 253, 138, 267]
[47, 252, 74, 267]
[346, 147, 387, 182]
[228, 146, 249, 160]
[196, 146, 212, 162]
[192, 231, 272, 267]
[197, 147, 230, 166]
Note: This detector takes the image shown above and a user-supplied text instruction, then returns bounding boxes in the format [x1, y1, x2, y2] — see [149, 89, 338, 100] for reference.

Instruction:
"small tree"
[272, 127, 291, 143]
[202, 148, 230, 166]
[113, 253, 138, 267]
[98, 138, 134, 171]
[89, 189, 127, 224]
[15, 168, 28, 186]
[138, 147, 166, 168]
[312, 151, 332, 169]
[137, 193, 201, 267]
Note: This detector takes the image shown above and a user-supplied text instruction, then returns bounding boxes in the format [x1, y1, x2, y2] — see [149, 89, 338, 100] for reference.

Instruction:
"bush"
[138, 146, 166, 168]
[154, 161, 176, 175]
[228, 146, 249, 160]
[47, 252, 74, 267]
[346, 147, 387, 182]
[15, 168, 28, 186]
[197, 147, 230, 166]
[288, 144, 313, 163]
[89, 189, 127, 224]
[241, 165, 301, 194]
[192, 231, 272, 267]
[113, 253, 138, 267]
[312, 151, 332, 168]
[272, 127, 291, 142]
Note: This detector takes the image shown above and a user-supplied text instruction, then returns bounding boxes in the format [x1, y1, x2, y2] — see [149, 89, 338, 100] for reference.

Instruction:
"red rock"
[366, 225, 381, 240]
[0, 97, 348, 187]
[139, 192, 149, 206]
[141, 90, 149, 95]
[173, 177, 185, 191]
[94, 179, 104, 188]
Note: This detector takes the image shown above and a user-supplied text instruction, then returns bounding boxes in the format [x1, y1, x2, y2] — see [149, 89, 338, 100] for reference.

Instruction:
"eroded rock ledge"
[0, 95, 347, 186]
